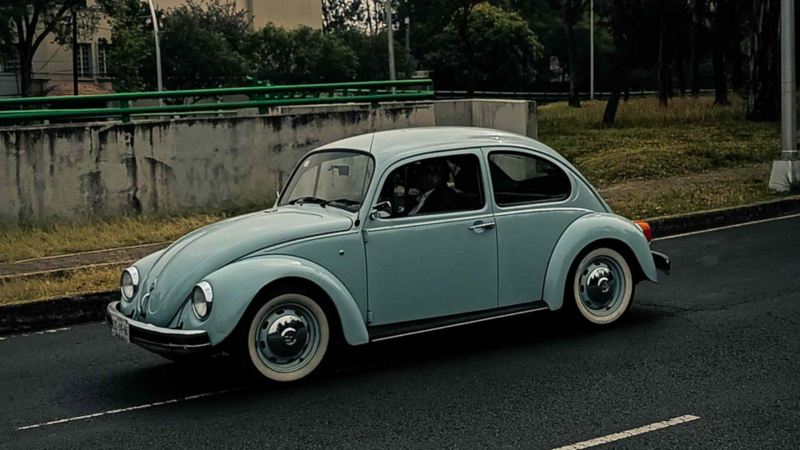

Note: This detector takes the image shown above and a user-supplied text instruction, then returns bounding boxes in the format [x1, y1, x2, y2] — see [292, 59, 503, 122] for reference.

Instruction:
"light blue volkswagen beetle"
[108, 127, 670, 382]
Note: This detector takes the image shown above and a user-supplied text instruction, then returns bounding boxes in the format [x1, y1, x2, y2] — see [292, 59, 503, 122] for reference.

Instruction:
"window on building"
[0, 54, 20, 74]
[488, 152, 571, 206]
[77, 43, 93, 78]
[97, 39, 109, 78]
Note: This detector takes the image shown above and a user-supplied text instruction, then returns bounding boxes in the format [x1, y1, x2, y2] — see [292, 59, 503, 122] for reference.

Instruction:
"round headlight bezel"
[120, 267, 139, 301]
[191, 281, 213, 320]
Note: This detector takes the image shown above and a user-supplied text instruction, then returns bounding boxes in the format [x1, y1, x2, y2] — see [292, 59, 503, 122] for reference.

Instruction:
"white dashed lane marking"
[15, 388, 243, 431]
[0, 327, 70, 342]
[551, 414, 701, 450]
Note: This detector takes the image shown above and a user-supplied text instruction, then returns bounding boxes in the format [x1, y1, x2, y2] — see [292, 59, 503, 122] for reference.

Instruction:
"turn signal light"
[635, 220, 653, 242]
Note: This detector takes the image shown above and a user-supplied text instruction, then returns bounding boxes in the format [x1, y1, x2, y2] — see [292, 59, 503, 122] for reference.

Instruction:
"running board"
[368, 301, 550, 343]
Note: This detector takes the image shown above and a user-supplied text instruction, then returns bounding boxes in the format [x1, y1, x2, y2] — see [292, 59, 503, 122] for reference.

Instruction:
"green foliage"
[160, 0, 250, 92]
[424, 2, 542, 91]
[97, 0, 154, 92]
[247, 26, 357, 84]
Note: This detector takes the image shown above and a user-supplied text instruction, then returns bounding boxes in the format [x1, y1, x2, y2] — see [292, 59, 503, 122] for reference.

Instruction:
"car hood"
[138, 206, 353, 326]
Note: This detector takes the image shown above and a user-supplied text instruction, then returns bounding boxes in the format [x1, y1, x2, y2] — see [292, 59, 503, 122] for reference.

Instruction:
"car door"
[485, 148, 587, 307]
[365, 149, 498, 326]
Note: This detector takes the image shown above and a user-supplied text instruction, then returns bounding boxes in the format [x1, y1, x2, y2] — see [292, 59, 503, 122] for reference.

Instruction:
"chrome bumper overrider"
[106, 301, 211, 353]
[652, 251, 671, 274]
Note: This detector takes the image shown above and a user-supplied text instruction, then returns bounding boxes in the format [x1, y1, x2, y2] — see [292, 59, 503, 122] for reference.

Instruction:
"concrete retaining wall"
[0, 99, 536, 224]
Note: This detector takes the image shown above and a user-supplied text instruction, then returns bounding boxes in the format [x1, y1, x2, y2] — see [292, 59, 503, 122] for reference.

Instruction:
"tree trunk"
[16, 45, 33, 97]
[727, 0, 743, 91]
[689, 0, 701, 96]
[677, 56, 687, 96]
[657, 21, 669, 107]
[603, 0, 631, 126]
[566, 20, 581, 107]
[746, 0, 780, 120]
[711, 0, 729, 105]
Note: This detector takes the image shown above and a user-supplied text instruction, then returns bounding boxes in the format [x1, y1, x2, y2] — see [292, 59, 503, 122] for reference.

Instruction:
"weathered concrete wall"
[0, 99, 539, 224]
[0, 105, 434, 224]
[432, 99, 537, 139]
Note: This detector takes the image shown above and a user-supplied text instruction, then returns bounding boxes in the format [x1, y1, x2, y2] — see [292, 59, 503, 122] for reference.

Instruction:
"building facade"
[0, 0, 322, 98]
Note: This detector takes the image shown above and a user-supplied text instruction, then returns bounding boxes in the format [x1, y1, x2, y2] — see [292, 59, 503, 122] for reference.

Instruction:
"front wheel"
[238, 292, 330, 382]
[569, 247, 634, 325]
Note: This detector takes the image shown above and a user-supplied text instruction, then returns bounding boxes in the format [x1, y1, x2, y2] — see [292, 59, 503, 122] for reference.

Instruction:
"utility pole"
[385, 0, 396, 81]
[768, 0, 799, 191]
[145, 0, 164, 102]
[589, 0, 594, 100]
[769, 0, 800, 192]
[404, 16, 410, 56]
[71, 2, 79, 95]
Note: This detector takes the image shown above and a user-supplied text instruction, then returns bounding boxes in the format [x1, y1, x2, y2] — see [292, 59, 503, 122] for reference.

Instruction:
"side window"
[488, 152, 571, 206]
[377, 153, 484, 218]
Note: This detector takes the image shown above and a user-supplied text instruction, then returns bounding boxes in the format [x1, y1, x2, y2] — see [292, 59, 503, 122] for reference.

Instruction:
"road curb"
[0, 291, 115, 335]
[3, 195, 800, 335]
[648, 195, 800, 238]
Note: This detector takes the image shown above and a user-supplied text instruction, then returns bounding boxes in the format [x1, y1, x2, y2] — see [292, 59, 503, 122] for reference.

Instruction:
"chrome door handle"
[468, 221, 496, 233]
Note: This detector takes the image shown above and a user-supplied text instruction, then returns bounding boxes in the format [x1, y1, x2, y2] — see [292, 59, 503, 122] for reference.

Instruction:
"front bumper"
[106, 301, 212, 354]
[652, 251, 671, 274]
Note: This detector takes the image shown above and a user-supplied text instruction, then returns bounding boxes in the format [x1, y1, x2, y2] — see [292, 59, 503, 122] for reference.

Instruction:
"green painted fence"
[0, 79, 434, 123]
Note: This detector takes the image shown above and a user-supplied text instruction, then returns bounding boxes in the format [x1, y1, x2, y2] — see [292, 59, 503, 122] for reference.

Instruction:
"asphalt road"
[2, 216, 800, 449]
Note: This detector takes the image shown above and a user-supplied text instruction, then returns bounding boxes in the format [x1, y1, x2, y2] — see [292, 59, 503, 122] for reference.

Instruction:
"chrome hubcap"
[255, 304, 319, 373]
[579, 257, 624, 315]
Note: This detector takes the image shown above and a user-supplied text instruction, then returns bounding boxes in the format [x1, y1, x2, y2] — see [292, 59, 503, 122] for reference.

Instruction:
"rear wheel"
[568, 247, 634, 325]
[238, 292, 329, 382]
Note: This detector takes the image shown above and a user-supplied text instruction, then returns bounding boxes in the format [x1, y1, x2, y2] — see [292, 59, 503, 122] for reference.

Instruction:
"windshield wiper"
[320, 198, 361, 210]
[287, 196, 327, 206]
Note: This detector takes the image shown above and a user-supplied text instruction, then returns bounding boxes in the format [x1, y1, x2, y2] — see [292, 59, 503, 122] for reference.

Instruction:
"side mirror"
[369, 200, 392, 220]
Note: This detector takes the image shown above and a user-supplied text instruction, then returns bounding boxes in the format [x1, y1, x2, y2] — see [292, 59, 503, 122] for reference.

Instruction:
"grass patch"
[539, 96, 780, 188]
[0, 265, 122, 306]
[600, 163, 776, 218]
[0, 213, 227, 263]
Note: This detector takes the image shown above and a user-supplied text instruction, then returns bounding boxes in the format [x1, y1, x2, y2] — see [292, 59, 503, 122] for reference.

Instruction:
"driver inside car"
[408, 160, 461, 216]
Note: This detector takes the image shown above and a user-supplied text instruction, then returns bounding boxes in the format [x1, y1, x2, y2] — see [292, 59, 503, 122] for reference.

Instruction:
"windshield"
[279, 151, 374, 212]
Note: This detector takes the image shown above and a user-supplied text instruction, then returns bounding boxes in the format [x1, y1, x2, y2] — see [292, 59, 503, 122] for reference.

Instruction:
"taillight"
[635, 220, 653, 242]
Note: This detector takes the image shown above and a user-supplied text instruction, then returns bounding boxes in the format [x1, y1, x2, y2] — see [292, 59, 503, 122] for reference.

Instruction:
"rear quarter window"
[488, 152, 571, 206]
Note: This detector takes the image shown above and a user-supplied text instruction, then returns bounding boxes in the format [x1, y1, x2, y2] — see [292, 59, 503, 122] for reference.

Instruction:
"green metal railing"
[0, 79, 434, 123]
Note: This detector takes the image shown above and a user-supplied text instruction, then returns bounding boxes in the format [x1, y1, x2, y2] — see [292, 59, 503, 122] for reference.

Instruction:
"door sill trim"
[369, 301, 549, 343]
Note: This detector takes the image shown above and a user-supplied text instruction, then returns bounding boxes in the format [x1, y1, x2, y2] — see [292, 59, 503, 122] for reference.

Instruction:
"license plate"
[111, 314, 130, 343]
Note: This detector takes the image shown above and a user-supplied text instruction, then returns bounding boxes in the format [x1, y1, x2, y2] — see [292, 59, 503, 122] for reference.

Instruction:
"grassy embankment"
[0, 96, 783, 305]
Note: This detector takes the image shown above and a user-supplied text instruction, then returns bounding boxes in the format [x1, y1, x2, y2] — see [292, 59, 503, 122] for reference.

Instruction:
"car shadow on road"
[102, 305, 667, 400]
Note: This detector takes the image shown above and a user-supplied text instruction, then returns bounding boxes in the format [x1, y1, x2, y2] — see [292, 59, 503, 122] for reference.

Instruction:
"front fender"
[174, 255, 369, 346]
[542, 213, 658, 310]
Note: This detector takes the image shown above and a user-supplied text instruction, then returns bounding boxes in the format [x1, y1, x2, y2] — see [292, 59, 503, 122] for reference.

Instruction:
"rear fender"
[542, 213, 657, 310]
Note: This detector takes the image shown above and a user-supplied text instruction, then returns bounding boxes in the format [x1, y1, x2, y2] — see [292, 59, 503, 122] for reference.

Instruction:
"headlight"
[120, 267, 139, 301]
[191, 281, 213, 320]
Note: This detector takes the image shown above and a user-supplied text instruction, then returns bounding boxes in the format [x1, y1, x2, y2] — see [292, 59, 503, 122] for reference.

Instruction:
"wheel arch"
[197, 255, 369, 347]
[542, 213, 657, 310]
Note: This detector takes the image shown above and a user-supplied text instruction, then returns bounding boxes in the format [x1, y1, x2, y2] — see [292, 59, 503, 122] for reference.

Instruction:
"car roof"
[314, 127, 564, 164]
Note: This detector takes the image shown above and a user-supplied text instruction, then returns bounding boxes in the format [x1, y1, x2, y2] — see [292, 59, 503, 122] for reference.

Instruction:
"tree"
[159, 0, 250, 93]
[0, 0, 97, 96]
[549, 0, 587, 107]
[246, 25, 357, 84]
[322, 0, 367, 32]
[602, 0, 639, 126]
[97, 0, 154, 92]
[424, 2, 542, 91]
[746, 0, 780, 121]
[710, 0, 730, 105]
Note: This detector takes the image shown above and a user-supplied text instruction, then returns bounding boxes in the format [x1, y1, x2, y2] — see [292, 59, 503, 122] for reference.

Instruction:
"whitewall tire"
[570, 247, 634, 325]
[243, 292, 330, 382]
